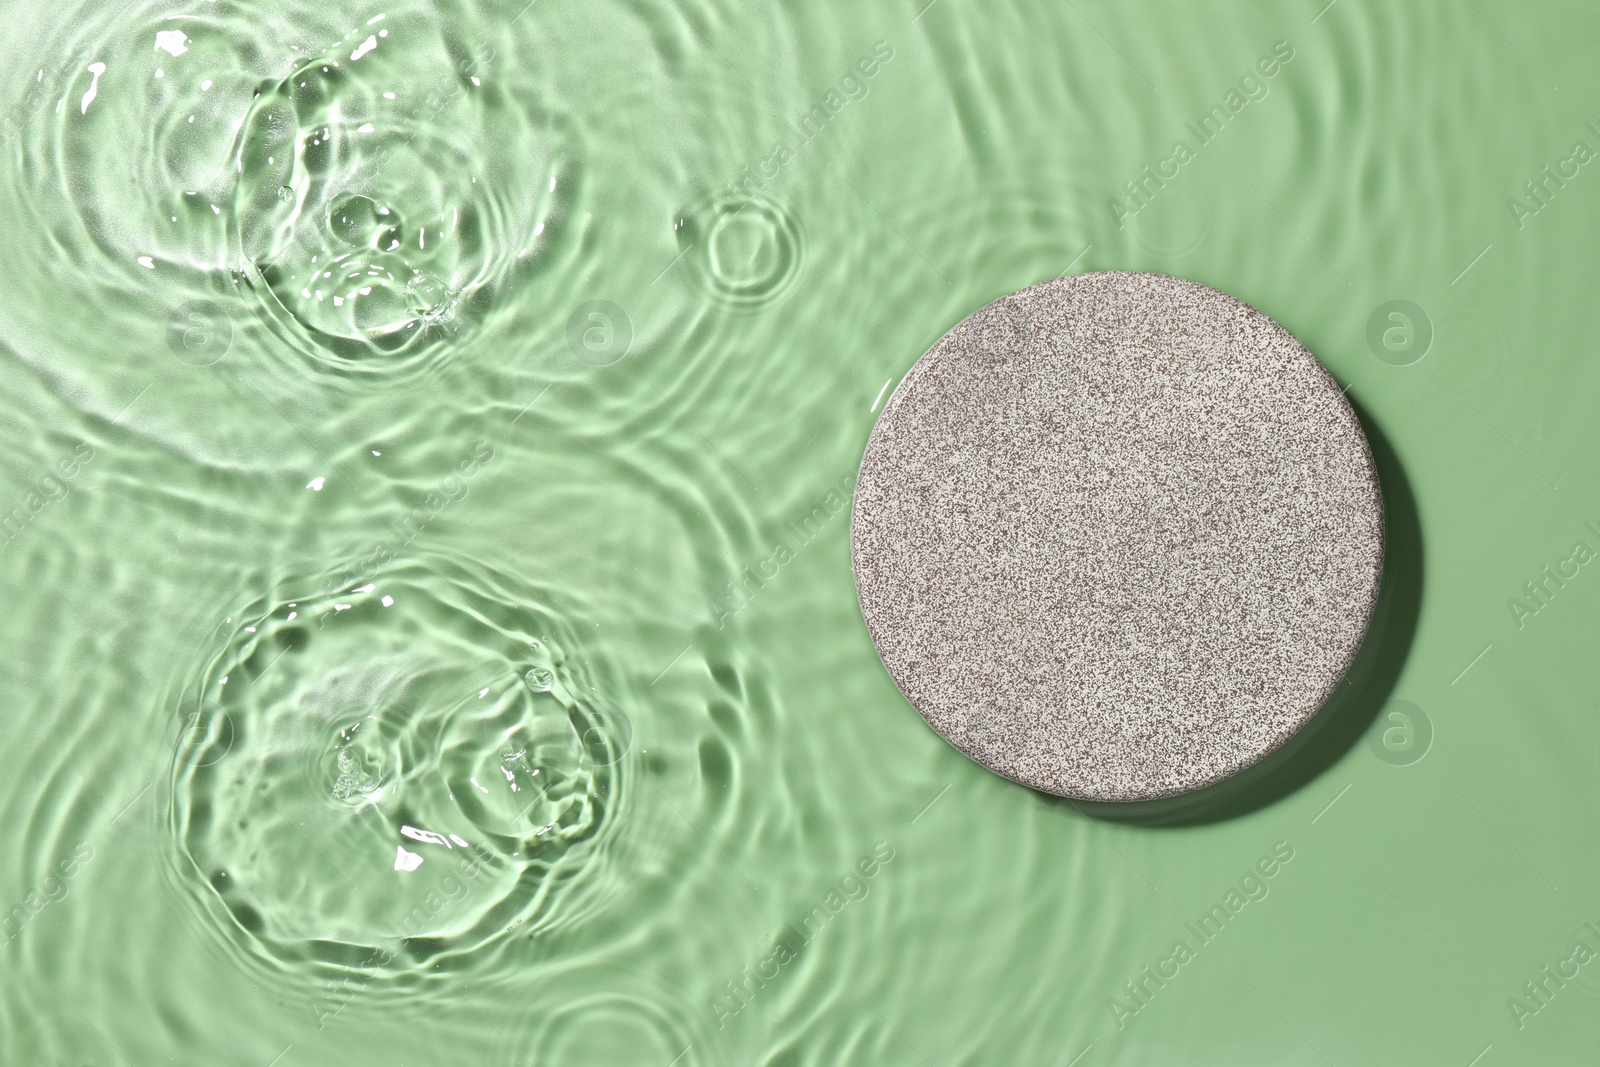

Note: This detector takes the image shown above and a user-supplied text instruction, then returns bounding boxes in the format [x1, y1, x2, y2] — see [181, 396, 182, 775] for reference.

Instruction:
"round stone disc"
[851, 271, 1383, 802]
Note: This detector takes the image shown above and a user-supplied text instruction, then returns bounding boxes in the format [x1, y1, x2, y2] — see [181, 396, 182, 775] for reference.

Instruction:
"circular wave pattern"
[231, 30, 560, 380]
[17, 2, 563, 385]
[521, 988, 703, 1066]
[675, 192, 802, 308]
[167, 559, 632, 975]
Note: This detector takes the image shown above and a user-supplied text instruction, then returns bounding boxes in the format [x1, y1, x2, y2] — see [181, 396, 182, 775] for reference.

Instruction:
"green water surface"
[2, 1, 1598, 1064]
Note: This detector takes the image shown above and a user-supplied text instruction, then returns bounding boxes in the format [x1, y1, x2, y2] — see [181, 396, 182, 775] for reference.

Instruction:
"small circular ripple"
[521, 987, 704, 1066]
[674, 192, 802, 308]
[165, 557, 632, 976]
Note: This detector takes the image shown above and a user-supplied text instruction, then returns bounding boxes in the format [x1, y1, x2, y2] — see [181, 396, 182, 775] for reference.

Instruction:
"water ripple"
[11, 0, 565, 394]
[163, 554, 635, 979]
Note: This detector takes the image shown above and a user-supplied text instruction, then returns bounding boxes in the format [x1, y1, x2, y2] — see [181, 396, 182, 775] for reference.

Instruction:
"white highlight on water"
[154, 30, 189, 57]
[80, 62, 106, 114]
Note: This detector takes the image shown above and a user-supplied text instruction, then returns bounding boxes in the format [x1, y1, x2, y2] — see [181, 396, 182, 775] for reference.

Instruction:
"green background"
[1, 1, 1596, 1064]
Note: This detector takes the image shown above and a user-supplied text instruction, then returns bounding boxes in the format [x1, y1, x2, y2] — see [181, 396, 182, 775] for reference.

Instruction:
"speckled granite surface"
[851, 272, 1384, 801]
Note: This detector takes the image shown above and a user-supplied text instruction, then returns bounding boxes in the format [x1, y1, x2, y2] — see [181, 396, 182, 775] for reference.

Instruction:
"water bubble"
[406, 272, 453, 318]
[524, 666, 555, 692]
[327, 193, 397, 250]
[327, 721, 390, 804]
